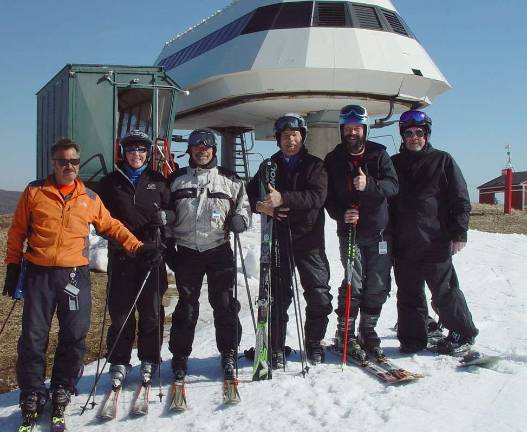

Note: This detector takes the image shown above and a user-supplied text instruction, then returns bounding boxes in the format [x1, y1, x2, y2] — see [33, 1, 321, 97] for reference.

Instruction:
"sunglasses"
[403, 129, 426, 138]
[125, 146, 148, 153]
[53, 158, 81, 167]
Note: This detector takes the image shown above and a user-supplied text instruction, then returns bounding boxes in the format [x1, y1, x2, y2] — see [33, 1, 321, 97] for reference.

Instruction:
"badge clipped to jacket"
[64, 268, 80, 311]
[378, 230, 388, 255]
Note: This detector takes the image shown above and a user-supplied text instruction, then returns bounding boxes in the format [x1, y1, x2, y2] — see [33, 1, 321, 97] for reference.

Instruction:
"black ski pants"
[169, 243, 241, 357]
[16, 263, 91, 398]
[394, 253, 478, 350]
[271, 245, 333, 350]
[106, 251, 167, 365]
[336, 235, 392, 320]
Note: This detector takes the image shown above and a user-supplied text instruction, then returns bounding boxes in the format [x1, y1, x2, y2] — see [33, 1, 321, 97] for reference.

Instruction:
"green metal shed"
[36, 64, 183, 184]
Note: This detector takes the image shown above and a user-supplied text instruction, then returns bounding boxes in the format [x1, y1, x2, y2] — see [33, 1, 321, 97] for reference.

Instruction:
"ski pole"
[236, 234, 256, 333]
[233, 232, 240, 378]
[153, 225, 165, 403]
[88, 256, 113, 409]
[285, 220, 308, 377]
[80, 267, 153, 415]
[342, 222, 357, 370]
[0, 300, 19, 338]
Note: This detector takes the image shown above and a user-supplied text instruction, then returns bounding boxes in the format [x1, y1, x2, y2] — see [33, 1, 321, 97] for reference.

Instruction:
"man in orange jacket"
[2, 138, 162, 428]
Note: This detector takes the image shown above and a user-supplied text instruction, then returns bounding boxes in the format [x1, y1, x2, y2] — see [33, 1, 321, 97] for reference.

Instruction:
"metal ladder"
[233, 132, 251, 180]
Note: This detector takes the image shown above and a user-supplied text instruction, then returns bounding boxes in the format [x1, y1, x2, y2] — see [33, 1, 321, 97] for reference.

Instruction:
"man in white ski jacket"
[165, 128, 251, 381]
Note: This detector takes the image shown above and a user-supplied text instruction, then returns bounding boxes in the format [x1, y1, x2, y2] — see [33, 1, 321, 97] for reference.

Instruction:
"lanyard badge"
[378, 230, 388, 255]
[64, 268, 80, 311]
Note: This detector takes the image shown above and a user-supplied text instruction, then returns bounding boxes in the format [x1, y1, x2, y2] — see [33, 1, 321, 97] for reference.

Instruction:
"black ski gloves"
[225, 214, 246, 234]
[3, 263, 21, 298]
[138, 242, 164, 267]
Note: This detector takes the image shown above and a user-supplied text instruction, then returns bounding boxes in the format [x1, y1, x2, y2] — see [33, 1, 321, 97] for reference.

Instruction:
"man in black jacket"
[390, 110, 478, 355]
[98, 130, 170, 386]
[324, 105, 399, 360]
[247, 113, 332, 366]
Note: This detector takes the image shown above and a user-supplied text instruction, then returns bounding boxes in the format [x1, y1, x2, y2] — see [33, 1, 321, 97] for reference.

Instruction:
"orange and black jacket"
[6, 176, 143, 268]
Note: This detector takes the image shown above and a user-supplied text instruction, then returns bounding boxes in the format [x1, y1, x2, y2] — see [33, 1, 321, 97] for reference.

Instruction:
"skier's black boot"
[221, 349, 237, 380]
[20, 392, 46, 425]
[357, 312, 384, 359]
[271, 350, 286, 370]
[435, 331, 475, 355]
[50, 386, 70, 430]
[306, 340, 325, 365]
[171, 356, 188, 381]
[335, 316, 366, 361]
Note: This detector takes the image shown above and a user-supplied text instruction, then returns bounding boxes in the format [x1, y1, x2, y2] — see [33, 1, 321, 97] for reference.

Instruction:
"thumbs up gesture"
[353, 166, 367, 191]
[262, 184, 284, 208]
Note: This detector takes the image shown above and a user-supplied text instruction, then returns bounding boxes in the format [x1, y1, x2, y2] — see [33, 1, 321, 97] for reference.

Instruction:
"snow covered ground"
[1, 217, 526, 432]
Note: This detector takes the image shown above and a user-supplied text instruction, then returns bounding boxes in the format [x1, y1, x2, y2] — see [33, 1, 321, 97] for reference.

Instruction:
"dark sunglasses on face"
[403, 129, 425, 138]
[53, 158, 81, 167]
[125, 146, 148, 153]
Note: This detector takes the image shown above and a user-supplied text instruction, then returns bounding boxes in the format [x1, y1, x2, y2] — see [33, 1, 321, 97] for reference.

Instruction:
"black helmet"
[187, 128, 217, 148]
[274, 113, 308, 143]
[120, 130, 153, 163]
[399, 110, 432, 137]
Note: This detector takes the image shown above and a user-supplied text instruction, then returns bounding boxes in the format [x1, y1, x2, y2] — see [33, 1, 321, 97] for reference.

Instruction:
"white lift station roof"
[156, 0, 450, 137]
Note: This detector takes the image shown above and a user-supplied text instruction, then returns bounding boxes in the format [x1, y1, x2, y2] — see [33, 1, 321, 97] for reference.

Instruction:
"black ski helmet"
[120, 130, 153, 164]
[399, 110, 432, 137]
[187, 128, 217, 155]
[274, 113, 308, 144]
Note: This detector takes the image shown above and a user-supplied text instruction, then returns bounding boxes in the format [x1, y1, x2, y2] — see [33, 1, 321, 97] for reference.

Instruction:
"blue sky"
[0, 0, 525, 201]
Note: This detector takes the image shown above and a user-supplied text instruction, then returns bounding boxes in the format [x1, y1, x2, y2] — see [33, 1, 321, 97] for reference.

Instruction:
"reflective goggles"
[124, 145, 148, 153]
[275, 116, 305, 132]
[340, 105, 367, 117]
[400, 110, 427, 124]
[403, 129, 426, 138]
[53, 158, 81, 167]
[188, 131, 215, 147]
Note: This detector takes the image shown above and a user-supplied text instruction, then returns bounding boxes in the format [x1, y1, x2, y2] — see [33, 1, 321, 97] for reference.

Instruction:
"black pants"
[336, 235, 392, 319]
[169, 243, 241, 357]
[394, 254, 478, 349]
[271, 244, 333, 350]
[16, 264, 91, 398]
[106, 251, 167, 365]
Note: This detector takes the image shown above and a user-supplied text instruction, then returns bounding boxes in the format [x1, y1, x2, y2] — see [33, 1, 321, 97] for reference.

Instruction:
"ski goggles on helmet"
[188, 130, 216, 148]
[121, 130, 153, 147]
[274, 115, 306, 133]
[339, 105, 368, 125]
[399, 110, 427, 125]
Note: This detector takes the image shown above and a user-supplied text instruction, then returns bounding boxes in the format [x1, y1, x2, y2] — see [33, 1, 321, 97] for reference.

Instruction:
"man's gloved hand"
[225, 214, 247, 234]
[138, 242, 164, 267]
[151, 209, 176, 227]
[3, 263, 21, 299]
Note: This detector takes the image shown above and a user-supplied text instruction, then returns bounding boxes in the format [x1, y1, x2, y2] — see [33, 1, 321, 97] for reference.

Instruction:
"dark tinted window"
[274, 2, 312, 29]
[242, 4, 281, 34]
[314, 2, 349, 27]
[381, 9, 408, 36]
[352, 4, 382, 30]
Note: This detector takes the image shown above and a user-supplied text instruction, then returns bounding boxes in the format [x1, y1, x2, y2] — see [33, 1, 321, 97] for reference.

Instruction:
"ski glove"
[225, 214, 246, 234]
[150, 209, 176, 227]
[138, 242, 164, 267]
[3, 263, 21, 299]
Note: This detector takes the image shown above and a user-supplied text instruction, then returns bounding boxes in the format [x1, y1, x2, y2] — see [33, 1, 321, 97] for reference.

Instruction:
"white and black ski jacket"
[167, 162, 251, 252]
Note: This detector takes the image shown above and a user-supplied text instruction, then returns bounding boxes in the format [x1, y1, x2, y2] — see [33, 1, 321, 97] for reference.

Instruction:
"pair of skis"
[96, 379, 152, 420]
[168, 378, 241, 412]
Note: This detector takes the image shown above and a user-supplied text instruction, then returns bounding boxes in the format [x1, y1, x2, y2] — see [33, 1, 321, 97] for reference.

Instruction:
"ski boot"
[140, 361, 157, 384]
[335, 316, 367, 362]
[171, 356, 188, 381]
[221, 349, 237, 380]
[50, 386, 70, 432]
[109, 364, 128, 389]
[435, 331, 475, 356]
[271, 350, 286, 370]
[357, 312, 384, 360]
[306, 340, 325, 365]
[19, 392, 47, 431]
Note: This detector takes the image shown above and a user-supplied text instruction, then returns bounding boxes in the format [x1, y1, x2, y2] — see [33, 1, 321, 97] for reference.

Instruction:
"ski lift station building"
[155, 0, 451, 163]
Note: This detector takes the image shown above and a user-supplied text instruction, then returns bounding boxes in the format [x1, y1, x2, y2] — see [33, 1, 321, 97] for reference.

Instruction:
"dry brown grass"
[0, 204, 525, 393]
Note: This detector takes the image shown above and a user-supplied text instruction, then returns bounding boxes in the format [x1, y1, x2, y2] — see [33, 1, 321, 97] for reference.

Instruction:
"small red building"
[477, 171, 527, 210]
